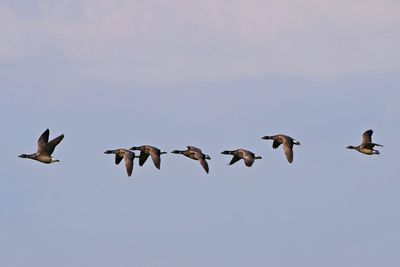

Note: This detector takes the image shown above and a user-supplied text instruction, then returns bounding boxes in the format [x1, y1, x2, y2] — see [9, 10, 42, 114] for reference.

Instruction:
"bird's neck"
[25, 153, 38, 159]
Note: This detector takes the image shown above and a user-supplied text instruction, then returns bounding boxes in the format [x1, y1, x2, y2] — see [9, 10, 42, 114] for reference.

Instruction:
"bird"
[262, 134, 300, 163]
[104, 148, 137, 177]
[129, 145, 167, 170]
[221, 149, 262, 167]
[171, 146, 211, 173]
[18, 128, 64, 164]
[347, 129, 383, 155]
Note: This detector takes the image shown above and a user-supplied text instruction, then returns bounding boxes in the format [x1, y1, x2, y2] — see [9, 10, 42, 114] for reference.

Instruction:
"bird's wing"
[363, 143, 383, 149]
[139, 152, 150, 166]
[272, 140, 281, 149]
[199, 158, 209, 173]
[186, 150, 198, 161]
[37, 129, 50, 153]
[229, 155, 242, 165]
[150, 149, 161, 169]
[187, 146, 201, 152]
[115, 151, 124, 165]
[283, 143, 294, 163]
[243, 155, 255, 167]
[44, 134, 64, 155]
[362, 130, 373, 144]
[124, 152, 134, 177]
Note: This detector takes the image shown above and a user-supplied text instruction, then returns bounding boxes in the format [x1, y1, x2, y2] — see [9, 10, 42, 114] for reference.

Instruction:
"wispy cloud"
[1, 0, 400, 83]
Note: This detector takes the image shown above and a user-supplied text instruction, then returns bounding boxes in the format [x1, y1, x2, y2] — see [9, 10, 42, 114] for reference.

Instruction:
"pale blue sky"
[1, 1, 400, 267]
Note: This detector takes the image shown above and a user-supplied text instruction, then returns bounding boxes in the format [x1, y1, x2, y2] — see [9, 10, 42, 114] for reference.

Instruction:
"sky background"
[1, 1, 400, 266]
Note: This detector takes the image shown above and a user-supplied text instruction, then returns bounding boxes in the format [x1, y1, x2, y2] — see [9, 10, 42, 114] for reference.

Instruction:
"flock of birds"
[18, 128, 383, 177]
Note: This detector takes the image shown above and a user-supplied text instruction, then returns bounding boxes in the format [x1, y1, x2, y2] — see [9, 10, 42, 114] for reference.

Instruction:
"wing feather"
[139, 152, 150, 166]
[124, 152, 134, 177]
[150, 150, 161, 169]
[243, 156, 255, 167]
[362, 130, 373, 144]
[115, 154, 123, 165]
[272, 140, 281, 149]
[229, 155, 241, 165]
[199, 158, 209, 173]
[284, 144, 294, 163]
[44, 134, 64, 155]
[37, 129, 50, 153]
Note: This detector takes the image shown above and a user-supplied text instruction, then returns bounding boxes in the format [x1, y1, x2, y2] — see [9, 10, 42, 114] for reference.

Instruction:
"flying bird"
[171, 146, 211, 173]
[104, 148, 137, 177]
[347, 129, 383, 155]
[221, 149, 262, 167]
[19, 128, 64, 164]
[262, 134, 300, 163]
[129, 145, 167, 170]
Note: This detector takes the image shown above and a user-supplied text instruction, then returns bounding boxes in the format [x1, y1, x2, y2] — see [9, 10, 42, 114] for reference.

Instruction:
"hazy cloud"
[1, 0, 400, 83]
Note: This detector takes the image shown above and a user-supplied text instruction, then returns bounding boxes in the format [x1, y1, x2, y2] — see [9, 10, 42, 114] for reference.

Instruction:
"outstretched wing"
[37, 129, 50, 153]
[229, 155, 241, 165]
[199, 158, 209, 173]
[272, 140, 281, 149]
[187, 146, 202, 152]
[44, 134, 64, 155]
[124, 152, 134, 177]
[362, 129, 373, 144]
[150, 150, 161, 169]
[139, 152, 150, 166]
[243, 157, 255, 167]
[115, 154, 123, 165]
[283, 144, 294, 163]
